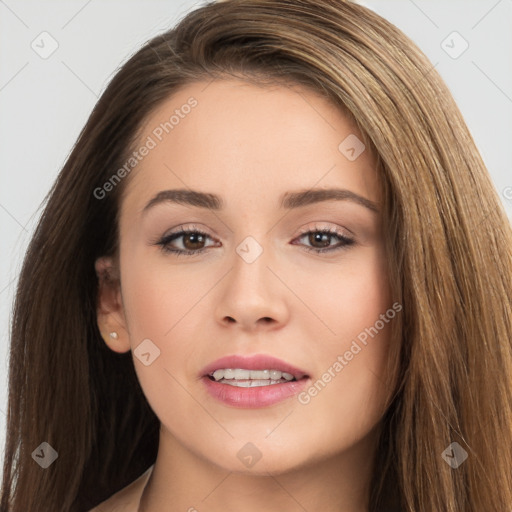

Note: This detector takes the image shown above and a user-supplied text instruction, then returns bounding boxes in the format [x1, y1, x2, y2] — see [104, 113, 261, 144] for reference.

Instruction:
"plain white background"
[1, 0, 511, 471]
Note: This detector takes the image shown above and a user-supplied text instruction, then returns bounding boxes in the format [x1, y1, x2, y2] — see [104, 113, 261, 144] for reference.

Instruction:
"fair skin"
[94, 78, 394, 512]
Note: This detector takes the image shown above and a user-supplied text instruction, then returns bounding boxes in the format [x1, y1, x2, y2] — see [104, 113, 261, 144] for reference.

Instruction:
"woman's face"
[97, 79, 395, 475]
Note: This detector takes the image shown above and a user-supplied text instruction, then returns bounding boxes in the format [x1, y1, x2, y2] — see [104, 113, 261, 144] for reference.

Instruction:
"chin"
[203, 438, 318, 476]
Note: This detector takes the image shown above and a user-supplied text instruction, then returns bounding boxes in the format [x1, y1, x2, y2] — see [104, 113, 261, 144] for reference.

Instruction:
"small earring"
[109, 332, 119, 339]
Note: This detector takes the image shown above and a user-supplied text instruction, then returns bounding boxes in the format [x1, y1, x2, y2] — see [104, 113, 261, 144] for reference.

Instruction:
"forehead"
[120, 79, 380, 218]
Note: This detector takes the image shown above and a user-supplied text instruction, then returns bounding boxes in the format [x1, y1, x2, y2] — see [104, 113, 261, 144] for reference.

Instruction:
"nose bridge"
[230, 234, 273, 298]
[214, 233, 289, 328]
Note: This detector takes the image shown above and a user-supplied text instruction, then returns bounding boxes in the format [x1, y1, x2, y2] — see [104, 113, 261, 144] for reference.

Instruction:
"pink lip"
[199, 354, 310, 409]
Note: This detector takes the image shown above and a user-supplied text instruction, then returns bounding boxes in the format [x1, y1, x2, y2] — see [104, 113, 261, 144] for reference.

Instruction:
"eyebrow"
[141, 188, 379, 215]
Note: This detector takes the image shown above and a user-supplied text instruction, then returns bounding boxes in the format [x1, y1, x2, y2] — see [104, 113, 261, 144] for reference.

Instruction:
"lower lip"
[202, 376, 310, 408]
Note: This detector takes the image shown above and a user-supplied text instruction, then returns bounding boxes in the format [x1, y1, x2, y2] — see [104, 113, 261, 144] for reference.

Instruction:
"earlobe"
[94, 256, 131, 353]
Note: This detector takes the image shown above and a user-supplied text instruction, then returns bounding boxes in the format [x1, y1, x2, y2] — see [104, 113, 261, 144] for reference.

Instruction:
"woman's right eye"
[156, 229, 216, 256]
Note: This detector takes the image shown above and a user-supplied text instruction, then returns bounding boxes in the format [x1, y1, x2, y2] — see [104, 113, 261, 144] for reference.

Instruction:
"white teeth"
[250, 369, 270, 379]
[211, 368, 296, 382]
[219, 379, 285, 387]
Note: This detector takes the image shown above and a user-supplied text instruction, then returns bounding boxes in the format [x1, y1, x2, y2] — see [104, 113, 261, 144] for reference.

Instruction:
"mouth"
[200, 353, 309, 385]
[199, 354, 310, 407]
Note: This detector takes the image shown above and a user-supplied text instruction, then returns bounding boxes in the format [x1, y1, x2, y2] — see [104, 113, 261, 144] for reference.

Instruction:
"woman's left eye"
[294, 228, 355, 254]
[155, 226, 355, 257]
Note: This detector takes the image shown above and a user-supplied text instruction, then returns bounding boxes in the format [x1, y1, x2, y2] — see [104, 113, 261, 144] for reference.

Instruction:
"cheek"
[298, 319, 393, 447]
[119, 245, 211, 368]
[297, 246, 391, 344]
[293, 247, 393, 434]
[119, 256, 207, 428]
[120, 248, 199, 339]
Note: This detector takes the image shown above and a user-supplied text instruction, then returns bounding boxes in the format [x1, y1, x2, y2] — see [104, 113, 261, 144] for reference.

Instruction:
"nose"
[214, 246, 290, 332]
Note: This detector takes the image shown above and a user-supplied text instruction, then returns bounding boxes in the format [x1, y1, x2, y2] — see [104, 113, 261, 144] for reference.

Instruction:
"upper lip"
[200, 354, 309, 380]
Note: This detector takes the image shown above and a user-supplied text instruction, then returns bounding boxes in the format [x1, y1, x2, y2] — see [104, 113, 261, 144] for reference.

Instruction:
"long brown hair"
[2, 0, 511, 510]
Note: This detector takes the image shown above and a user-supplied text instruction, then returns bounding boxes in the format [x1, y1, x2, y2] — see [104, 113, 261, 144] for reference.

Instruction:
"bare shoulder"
[87, 466, 154, 512]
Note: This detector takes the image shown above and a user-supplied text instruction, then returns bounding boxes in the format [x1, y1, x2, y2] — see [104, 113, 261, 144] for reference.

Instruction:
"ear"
[94, 256, 131, 353]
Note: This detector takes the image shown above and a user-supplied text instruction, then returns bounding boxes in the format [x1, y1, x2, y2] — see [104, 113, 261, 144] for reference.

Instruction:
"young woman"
[1, 0, 511, 511]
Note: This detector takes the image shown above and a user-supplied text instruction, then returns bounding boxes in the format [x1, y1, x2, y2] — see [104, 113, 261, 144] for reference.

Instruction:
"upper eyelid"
[296, 223, 352, 237]
[164, 224, 351, 239]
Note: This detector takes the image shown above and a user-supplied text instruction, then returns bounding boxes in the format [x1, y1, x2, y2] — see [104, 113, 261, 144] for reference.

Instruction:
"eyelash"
[154, 224, 355, 257]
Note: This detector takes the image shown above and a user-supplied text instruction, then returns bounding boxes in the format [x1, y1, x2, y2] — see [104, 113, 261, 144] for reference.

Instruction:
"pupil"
[311, 232, 330, 248]
[185, 233, 204, 249]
